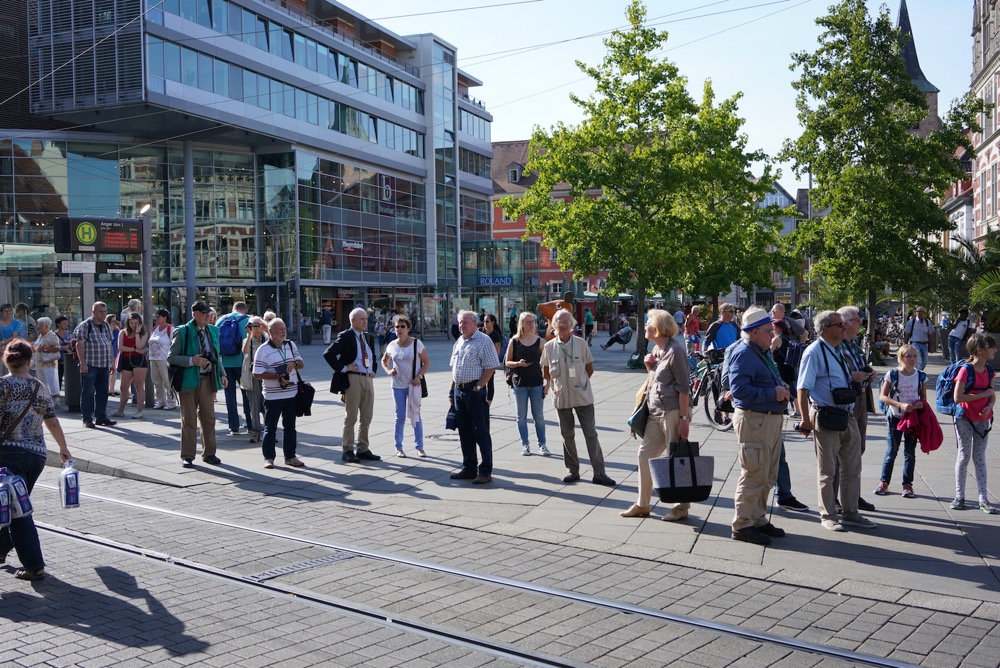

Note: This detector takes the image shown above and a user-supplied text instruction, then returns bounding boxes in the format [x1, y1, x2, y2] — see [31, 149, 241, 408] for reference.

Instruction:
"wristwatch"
[679, 415, 689, 422]
[474, 384, 482, 392]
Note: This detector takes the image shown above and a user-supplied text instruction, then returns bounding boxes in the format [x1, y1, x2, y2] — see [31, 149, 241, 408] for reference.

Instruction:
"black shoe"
[83, 420, 96, 429]
[777, 496, 810, 512]
[472, 474, 492, 485]
[450, 469, 477, 480]
[357, 450, 381, 461]
[202, 455, 222, 466]
[563, 473, 581, 483]
[95, 418, 117, 427]
[732, 526, 772, 546]
[857, 497, 876, 512]
[756, 522, 786, 538]
[592, 473, 617, 486]
[181, 457, 194, 468]
[342, 451, 360, 463]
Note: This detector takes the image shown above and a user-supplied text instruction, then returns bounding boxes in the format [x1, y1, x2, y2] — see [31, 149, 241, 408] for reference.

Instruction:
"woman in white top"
[241, 316, 268, 443]
[381, 315, 430, 458]
[147, 309, 176, 410]
[252, 318, 305, 469]
[947, 308, 972, 364]
[32, 317, 62, 401]
[874, 344, 925, 499]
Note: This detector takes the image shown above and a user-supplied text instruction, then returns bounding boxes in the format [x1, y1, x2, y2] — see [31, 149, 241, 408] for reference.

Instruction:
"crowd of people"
[2, 292, 997, 581]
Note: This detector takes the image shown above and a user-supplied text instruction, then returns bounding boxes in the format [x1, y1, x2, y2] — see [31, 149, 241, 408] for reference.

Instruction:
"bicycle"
[689, 350, 733, 431]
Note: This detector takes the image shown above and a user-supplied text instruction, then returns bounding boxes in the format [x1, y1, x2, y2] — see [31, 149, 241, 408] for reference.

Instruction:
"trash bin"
[62, 353, 81, 413]
[300, 324, 313, 345]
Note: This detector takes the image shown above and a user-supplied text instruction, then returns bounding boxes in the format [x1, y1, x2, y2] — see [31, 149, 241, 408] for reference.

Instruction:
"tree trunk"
[636, 285, 647, 353]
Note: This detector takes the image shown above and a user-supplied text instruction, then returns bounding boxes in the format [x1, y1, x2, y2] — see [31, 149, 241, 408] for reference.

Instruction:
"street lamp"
[139, 204, 153, 328]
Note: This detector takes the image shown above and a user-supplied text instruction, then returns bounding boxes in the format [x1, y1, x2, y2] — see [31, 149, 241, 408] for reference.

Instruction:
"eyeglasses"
[827, 322, 846, 328]
[250, 323, 261, 328]
[394, 324, 408, 329]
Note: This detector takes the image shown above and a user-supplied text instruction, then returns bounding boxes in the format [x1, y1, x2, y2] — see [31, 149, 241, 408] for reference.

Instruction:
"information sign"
[54, 217, 143, 254]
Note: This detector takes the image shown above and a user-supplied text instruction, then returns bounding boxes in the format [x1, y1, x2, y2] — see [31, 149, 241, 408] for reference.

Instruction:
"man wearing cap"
[797, 310, 876, 532]
[323, 307, 381, 463]
[168, 301, 227, 467]
[727, 307, 790, 545]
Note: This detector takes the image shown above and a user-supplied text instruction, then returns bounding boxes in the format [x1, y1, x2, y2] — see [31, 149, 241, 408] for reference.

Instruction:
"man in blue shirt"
[704, 303, 740, 351]
[728, 307, 791, 545]
[797, 310, 876, 532]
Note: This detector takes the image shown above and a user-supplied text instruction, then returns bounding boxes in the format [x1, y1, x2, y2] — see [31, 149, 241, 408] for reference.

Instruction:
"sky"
[340, 0, 974, 193]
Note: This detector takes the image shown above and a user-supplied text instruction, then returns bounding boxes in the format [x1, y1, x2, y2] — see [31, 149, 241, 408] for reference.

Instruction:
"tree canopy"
[781, 0, 984, 316]
[498, 0, 792, 348]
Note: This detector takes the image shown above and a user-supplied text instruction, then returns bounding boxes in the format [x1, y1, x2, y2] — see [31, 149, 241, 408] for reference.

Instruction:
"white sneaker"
[521, 444, 531, 456]
[821, 519, 845, 532]
[841, 515, 877, 529]
[153, 403, 162, 410]
[539, 445, 551, 456]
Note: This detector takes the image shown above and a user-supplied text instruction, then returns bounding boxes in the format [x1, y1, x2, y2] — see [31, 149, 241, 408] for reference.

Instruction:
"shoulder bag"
[628, 377, 650, 439]
[411, 339, 428, 398]
[649, 438, 714, 503]
[287, 342, 315, 417]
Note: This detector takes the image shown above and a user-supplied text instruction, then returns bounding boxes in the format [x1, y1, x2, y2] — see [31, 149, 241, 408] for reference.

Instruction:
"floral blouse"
[0, 375, 55, 458]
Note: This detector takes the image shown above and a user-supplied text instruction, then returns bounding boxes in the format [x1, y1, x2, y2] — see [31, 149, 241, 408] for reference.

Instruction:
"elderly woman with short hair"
[620, 309, 691, 520]
[32, 317, 62, 402]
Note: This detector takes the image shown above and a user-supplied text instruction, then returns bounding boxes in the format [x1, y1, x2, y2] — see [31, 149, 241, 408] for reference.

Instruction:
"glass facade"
[432, 43, 458, 290]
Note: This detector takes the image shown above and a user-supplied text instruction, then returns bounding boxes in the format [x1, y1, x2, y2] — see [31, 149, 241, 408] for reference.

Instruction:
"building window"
[508, 168, 519, 183]
[550, 248, 558, 262]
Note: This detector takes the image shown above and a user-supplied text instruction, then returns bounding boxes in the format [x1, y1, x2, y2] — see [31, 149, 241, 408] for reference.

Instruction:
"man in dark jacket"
[323, 307, 381, 463]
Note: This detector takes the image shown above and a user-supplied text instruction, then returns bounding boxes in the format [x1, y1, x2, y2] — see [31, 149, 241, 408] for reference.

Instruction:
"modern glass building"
[2, 0, 496, 331]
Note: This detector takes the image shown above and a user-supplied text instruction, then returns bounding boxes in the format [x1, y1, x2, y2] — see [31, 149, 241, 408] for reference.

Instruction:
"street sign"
[60, 260, 97, 274]
[97, 261, 141, 275]
[54, 217, 143, 254]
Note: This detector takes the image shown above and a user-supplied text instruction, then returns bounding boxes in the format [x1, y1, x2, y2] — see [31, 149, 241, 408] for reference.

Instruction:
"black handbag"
[295, 370, 315, 417]
[411, 338, 428, 398]
[817, 406, 850, 431]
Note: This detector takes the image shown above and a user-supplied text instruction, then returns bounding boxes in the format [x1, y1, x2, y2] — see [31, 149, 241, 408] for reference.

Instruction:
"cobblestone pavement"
[4, 334, 999, 666]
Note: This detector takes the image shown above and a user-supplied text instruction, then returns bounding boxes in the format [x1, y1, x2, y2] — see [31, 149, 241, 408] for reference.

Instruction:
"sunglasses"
[828, 322, 846, 328]
[249, 323, 262, 328]
[394, 324, 408, 329]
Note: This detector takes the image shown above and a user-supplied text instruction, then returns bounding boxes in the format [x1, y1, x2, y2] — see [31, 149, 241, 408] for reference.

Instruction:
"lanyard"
[556, 336, 574, 363]
[748, 342, 782, 384]
[820, 340, 850, 386]
[842, 341, 865, 371]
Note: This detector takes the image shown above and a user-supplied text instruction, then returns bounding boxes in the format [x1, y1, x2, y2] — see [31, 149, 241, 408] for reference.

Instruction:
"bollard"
[62, 353, 81, 412]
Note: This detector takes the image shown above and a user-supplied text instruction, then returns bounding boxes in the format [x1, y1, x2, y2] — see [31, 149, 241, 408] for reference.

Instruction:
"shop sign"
[343, 241, 363, 252]
[377, 174, 396, 216]
[479, 276, 513, 286]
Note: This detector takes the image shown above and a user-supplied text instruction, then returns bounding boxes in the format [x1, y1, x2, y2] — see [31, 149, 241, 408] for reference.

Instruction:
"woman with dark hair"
[54, 315, 72, 390]
[0, 341, 73, 580]
[381, 315, 430, 458]
[482, 314, 503, 407]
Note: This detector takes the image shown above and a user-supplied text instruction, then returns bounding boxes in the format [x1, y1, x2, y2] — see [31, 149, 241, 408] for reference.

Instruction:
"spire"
[897, 0, 939, 94]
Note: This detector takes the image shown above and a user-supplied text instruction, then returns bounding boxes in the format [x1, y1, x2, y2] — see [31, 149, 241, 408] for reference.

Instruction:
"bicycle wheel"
[703, 372, 733, 431]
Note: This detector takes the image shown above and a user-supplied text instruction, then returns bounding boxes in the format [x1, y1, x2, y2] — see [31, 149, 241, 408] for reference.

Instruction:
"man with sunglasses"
[797, 311, 876, 532]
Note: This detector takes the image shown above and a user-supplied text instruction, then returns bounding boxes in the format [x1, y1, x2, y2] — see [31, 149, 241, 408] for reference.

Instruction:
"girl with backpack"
[951, 332, 998, 514]
[874, 344, 925, 498]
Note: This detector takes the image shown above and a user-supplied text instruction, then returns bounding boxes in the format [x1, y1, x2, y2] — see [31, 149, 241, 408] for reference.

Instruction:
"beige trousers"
[731, 410, 783, 531]
[179, 374, 217, 460]
[810, 406, 863, 521]
[635, 410, 689, 512]
[342, 374, 374, 453]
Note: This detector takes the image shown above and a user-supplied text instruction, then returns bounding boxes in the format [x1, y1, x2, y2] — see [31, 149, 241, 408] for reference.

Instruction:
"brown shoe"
[619, 504, 650, 518]
[472, 474, 492, 485]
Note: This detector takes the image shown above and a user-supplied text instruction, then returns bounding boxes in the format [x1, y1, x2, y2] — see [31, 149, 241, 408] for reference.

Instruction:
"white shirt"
[353, 328, 374, 374]
[148, 324, 173, 361]
[385, 338, 424, 390]
[885, 369, 920, 418]
[253, 340, 302, 400]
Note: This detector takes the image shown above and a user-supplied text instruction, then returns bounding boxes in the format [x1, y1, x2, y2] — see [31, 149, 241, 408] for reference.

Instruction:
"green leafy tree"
[781, 0, 985, 322]
[498, 0, 791, 351]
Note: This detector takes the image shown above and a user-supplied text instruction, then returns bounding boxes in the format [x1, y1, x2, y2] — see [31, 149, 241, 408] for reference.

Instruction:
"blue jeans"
[0, 446, 46, 570]
[261, 396, 297, 461]
[513, 384, 546, 447]
[80, 365, 110, 422]
[949, 336, 963, 363]
[455, 386, 492, 475]
[880, 414, 917, 485]
[392, 387, 423, 451]
[912, 342, 928, 371]
[774, 442, 793, 501]
[224, 365, 250, 432]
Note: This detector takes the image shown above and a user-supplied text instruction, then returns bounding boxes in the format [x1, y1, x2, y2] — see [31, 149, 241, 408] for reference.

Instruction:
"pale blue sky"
[343, 0, 973, 192]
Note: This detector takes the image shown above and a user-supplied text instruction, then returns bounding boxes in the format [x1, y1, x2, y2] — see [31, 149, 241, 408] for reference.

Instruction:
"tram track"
[36, 486, 919, 667]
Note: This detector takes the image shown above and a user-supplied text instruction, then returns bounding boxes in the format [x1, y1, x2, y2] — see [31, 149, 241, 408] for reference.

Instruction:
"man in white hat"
[726, 307, 791, 545]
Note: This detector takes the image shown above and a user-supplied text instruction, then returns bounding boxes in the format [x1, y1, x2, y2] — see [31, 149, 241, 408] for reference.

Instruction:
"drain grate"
[246, 551, 356, 581]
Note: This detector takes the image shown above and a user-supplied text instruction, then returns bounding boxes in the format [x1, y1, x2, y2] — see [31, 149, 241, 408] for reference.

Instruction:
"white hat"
[741, 307, 774, 331]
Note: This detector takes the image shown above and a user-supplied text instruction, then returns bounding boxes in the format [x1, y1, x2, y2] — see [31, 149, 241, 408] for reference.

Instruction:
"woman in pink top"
[951, 332, 997, 514]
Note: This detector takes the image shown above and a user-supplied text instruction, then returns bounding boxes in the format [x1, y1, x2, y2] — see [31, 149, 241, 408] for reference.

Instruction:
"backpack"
[68, 321, 94, 363]
[782, 339, 808, 377]
[936, 362, 994, 416]
[877, 369, 926, 415]
[218, 314, 247, 356]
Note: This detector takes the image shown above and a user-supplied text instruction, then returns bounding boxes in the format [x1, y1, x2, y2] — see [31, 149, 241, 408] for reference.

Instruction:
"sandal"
[15, 567, 45, 581]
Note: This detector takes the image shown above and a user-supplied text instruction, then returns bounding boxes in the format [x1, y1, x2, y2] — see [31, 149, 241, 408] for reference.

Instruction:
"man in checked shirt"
[449, 310, 500, 485]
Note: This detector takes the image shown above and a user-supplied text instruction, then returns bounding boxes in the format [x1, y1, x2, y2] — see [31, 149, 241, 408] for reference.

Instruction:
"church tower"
[897, 0, 942, 136]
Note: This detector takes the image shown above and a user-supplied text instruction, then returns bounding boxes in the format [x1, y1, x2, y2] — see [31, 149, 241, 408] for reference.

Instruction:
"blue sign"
[479, 276, 513, 286]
